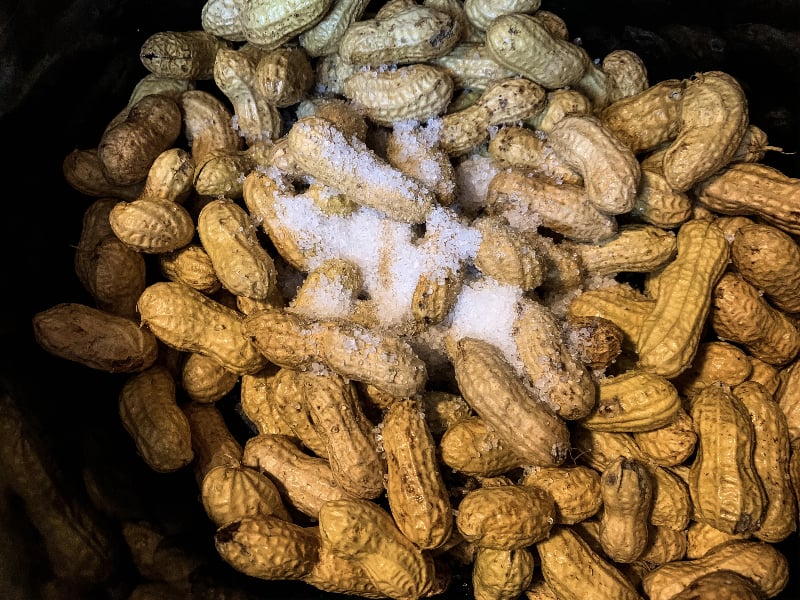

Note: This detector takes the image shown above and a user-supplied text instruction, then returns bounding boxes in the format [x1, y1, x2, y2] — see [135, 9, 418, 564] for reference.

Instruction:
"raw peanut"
[685, 520, 750, 559]
[567, 284, 654, 352]
[599, 79, 683, 154]
[574, 224, 677, 277]
[201, 464, 290, 526]
[140, 30, 229, 79]
[246, 434, 355, 518]
[464, 0, 541, 31]
[731, 222, 800, 313]
[731, 124, 782, 163]
[239, 365, 296, 437]
[521, 465, 602, 525]
[632, 168, 693, 229]
[338, 4, 460, 66]
[633, 408, 697, 467]
[472, 547, 535, 600]
[734, 381, 797, 542]
[270, 367, 329, 457]
[485, 169, 617, 243]
[580, 369, 681, 432]
[109, 196, 195, 254]
[215, 515, 319, 580]
[672, 341, 752, 402]
[180, 89, 242, 164]
[118, 365, 194, 472]
[344, 64, 454, 127]
[32, 302, 158, 373]
[159, 243, 221, 294]
[547, 114, 641, 215]
[385, 121, 457, 207]
[301, 544, 385, 598]
[748, 356, 782, 395]
[602, 49, 648, 103]
[524, 88, 592, 133]
[303, 370, 385, 498]
[456, 485, 555, 550]
[451, 337, 570, 467]
[104, 73, 195, 133]
[710, 271, 800, 366]
[183, 401, 243, 483]
[639, 525, 687, 564]
[598, 456, 653, 563]
[255, 47, 314, 108]
[429, 43, 517, 90]
[694, 162, 800, 235]
[636, 219, 729, 378]
[439, 416, 522, 477]
[438, 77, 547, 156]
[299, 0, 369, 56]
[244, 308, 428, 397]
[662, 71, 749, 192]
[537, 526, 642, 600]
[777, 359, 800, 442]
[713, 214, 756, 240]
[689, 383, 766, 535]
[197, 198, 277, 301]
[420, 391, 472, 436]
[318, 498, 436, 600]
[232, 0, 333, 49]
[138, 147, 196, 204]
[472, 215, 544, 291]
[286, 116, 434, 223]
[181, 352, 239, 403]
[62, 148, 144, 199]
[669, 570, 763, 600]
[213, 47, 282, 145]
[137, 281, 268, 375]
[0, 393, 117, 584]
[514, 298, 596, 420]
[564, 315, 623, 370]
[642, 540, 789, 600]
[382, 398, 453, 549]
[486, 126, 583, 186]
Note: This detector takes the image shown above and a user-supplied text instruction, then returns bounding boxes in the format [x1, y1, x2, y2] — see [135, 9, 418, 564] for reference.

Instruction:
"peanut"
[573, 224, 677, 277]
[521, 465, 602, 525]
[299, 0, 370, 56]
[201, 464, 290, 526]
[632, 167, 693, 229]
[239, 365, 296, 437]
[439, 416, 523, 477]
[255, 47, 315, 108]
[777, 359, 800, 443]
[159, 243, 221, 295]
[524, 88, 592, 133]
[472, 547, 535, 600]
[685, 520, 750, 559]
[270, 367, 329, 457]
[672, 340, 752, 402]
[62, 148, 144, 199]
[429, 43, 517, 90]
[140, 30, 230, 79]
[669, 570, 764, 600]
[598, 456, 653, 563]
[602, 49, 648, 103]
[234, 0, 334, 49]
[564, 315, 624, 370]
[181, 352, 239, 403]
[633, 408, 697, 467]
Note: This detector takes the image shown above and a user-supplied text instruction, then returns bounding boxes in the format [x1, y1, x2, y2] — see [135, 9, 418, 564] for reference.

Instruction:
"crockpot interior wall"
[0, 0, 798, 598]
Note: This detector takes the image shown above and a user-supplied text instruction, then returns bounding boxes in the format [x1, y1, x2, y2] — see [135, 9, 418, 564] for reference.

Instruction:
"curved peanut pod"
[109, 198, 195, 254]
[140, 30, 230, 79]
[344, 64, 454, 127]
[270, 367, 329, 457]
[301, 545, 385, 599]
[574, 224, 677, 277]
[537, 526, 643, 600]
[137, 281, 268, 375]
[451, 337, 570, 467]
[633, 168, 693, 229]
[299, 0, 370, 57]
[662, 71, 749, 192]
[485, 169, 617, 243]
[633, 409, 697, 467]
[689, 383, 766, 535]
[598, 456, 653, 563]
[159, 243, 221, 294]
[636, 219, 729, 378]
[197, 198, 277, 301]
[32, 302, 158, 373]
[602, 49, 648, 102]
[429, 42, 517, 90]
[439, 416, 523, 477]
[382, 398, 453, 550]
[180, 90, 242, 164]
[62, 148, 144, 199]
[514, 298, 595, 421]
[338, 4, 460, 66]
[318, 498, 436, 600]
[487, 125, 583, 186]
[525, 88, 592, 132]
[287, 116, 434, 223]
[233, 0, 333, 49]
[201, 464, 290, 527]
[547, 114, 641, 215]
[181, 352, 239, 403]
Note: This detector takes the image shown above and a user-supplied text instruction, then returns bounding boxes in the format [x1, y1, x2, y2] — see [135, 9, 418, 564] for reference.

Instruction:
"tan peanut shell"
[521, 465, 602, 525]
[301, 544, 384, 598]
[215, 516, 319, 580]
[633, 167, 693, 229]
[299, 0, 369, 56]
[598, 456, 653, 563]
[565, 315, 624, 370]
[747, 356, 782, 395]
[201, 464, 290, 526]
[734, 381, 797, 542]
[472, 547, 535, 600]
[235, 0, 333, 49]
[662, 71, 749, 192]
[318, 498, 436, 600]
[547, 114, 641, 215]
[439, 416, 522, 477]
[456, 485, 555, 550]
[451, 337, 570, 467]
[183, 401, 243, 484]
[574, 224, 677, 277]
[524, 88, 591, 132]
[602, 49, 648, 102]
[32, 302, 158, 373]
[270, 367, 329, 457]
[109, 197, 195, 254]
[685, 520, 750, 559]
[777, 359, 800, 442]
[382, 398, 453, 549]
[672, 341, 752, 402]
[633, 408, 697, 467]
[669, 570, 763, 600]
[429, 42, 517, 90]
[710, 271, 800, 366]
[537, 526, 643, 600]
[689, 383, 766, 535]
[79, 235, 147, 320]
[639, 525, 688, 565]
[180, 89, 242, 164]
[239, 366, 296, 437]
[62, 148, 144, 199]
[137, 281, 268, 375]
[181, 352, 239, 403]
[636, 219, 729, 378]
[642, 540, 789, 600]
[139, 30, 228, 79]
[118, 365, 194, 472]
[159, 243, 221, 294]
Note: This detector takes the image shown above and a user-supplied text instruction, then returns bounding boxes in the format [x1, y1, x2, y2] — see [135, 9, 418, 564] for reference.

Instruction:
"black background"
[0, 0, 798, 598]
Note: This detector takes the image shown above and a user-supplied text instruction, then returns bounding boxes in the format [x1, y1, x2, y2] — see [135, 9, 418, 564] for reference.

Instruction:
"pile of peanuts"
[23, 0, 800, 598]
